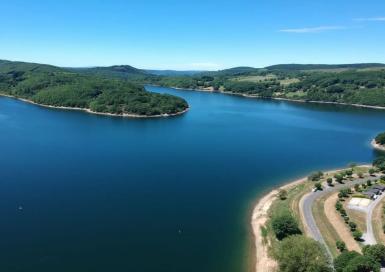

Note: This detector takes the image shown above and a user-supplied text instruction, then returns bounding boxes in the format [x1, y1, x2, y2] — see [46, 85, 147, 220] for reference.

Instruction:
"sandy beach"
[251, 176, 307, 272]
[0, 93, 189, 118]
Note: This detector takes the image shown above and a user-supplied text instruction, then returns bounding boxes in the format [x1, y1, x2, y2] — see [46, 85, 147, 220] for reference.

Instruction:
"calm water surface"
[0, 86, 384, 272]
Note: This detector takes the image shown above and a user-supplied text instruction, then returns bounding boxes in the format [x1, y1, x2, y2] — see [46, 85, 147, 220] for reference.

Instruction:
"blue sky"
[0, 0, 384, 70]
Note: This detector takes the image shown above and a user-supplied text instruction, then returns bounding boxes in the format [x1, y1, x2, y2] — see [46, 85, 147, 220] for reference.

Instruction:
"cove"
[0, 86, 384, 272]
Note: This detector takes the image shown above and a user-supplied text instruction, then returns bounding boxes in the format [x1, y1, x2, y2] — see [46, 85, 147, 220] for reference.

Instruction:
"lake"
[0, 86, 384, 272]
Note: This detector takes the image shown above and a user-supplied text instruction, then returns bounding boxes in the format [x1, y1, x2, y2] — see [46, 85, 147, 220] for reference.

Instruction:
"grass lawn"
[313, 193, 342, 257]
[265, 181, 313, 258]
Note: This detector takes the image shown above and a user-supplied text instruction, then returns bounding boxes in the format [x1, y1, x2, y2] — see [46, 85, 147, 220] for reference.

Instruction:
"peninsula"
[0, 60, 189, 118]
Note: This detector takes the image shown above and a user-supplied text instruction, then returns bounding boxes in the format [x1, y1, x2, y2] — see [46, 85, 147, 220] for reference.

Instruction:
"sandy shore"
[251, 176, 307, 272]
[0, 93, 189, 118]
[372, 139, 385, 152]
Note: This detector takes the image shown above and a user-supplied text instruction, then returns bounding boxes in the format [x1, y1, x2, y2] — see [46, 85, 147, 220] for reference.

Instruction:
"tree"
[353, 230, 362, 241]
[271, 212, 301, 240]
[335, 173, 344, 183]
[369, 168, 376, 176]
[343, 255, 380, 272]
[334, 251, 361, 272]
[327, 178, 333, 186]
[357, 172, 364, 178]
[308, 171, 324, 181]
[367, 179, 372, 186]
[315, 182, 323, 191]
[336, 240, 346, 252]
[362, 244, 385, 263]
[278, 189, 288, 200]
[277, 235, 332, 272]
[349, 221, 357, 231]
[354, 184, 361, 192]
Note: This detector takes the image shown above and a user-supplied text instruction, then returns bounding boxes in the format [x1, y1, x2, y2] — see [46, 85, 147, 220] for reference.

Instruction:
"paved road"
[364, 192, 385, 245]
[301, 174, 380, 259]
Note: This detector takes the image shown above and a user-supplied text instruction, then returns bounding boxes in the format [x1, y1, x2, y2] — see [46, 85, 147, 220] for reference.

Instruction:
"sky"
[0, 0, 384, 70]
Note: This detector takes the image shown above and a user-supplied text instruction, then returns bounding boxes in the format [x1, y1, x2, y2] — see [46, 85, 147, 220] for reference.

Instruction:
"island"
[0, 60, 189, 117]
[252, 156, 385, 272]
[373, 132, 385, 151]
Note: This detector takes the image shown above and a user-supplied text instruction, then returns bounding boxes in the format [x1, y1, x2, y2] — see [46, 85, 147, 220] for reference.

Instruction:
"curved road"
[300, 174, 379, 259]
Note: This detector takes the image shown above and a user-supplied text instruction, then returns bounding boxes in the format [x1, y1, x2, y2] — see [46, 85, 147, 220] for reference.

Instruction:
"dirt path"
[324, 193, 361, 252]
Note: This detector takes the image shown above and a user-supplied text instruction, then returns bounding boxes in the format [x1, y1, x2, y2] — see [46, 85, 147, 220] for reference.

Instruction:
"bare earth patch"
[324, 193, 361, 252]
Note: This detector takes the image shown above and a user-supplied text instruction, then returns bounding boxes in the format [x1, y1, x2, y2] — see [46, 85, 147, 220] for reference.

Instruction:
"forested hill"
[0, 60, 188, 116]
[153, 63, 385, 107]
[266, 63, 385, 71]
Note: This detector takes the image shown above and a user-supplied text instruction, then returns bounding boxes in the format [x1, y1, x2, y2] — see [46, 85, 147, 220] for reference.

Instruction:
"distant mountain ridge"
[265, 63, 385, 71]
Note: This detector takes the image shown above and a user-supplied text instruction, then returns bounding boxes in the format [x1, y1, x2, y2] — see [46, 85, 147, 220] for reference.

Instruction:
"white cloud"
[354, 17, 385, 22]
[279, 26, 346, 33]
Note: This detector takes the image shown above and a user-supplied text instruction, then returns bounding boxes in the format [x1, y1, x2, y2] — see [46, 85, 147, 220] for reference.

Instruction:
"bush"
[271, 212, 302, 240]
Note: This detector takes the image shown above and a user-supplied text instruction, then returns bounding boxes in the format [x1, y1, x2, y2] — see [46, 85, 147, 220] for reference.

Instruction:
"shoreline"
[371, 139, 385, 152]
[251, 164, 371, 272]
[0, 93, 189, 118]
[164, 85, 385, 110]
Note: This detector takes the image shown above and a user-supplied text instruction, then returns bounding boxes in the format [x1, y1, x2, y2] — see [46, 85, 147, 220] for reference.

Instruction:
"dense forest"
[0, 60, 188, 116]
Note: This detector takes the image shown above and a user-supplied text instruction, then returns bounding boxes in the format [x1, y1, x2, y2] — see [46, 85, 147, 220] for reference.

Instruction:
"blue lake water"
[0, 86, 384, 272]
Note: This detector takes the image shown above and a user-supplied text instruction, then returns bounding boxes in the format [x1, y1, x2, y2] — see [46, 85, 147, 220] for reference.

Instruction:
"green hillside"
[0, 60, 188, 116]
